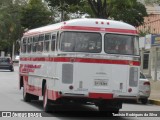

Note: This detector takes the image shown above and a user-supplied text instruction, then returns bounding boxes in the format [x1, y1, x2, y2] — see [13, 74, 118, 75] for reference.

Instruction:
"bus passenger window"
[33, 36, 39, 52]
[32, 43, 36, 52]
[51, 34, 56, 51]
[44, 33, 51, 51]
[60, 32, 75, 52]
[27, 37, 32, 53]
[22, 38, 27, 53]
[38, 34, 44, 52]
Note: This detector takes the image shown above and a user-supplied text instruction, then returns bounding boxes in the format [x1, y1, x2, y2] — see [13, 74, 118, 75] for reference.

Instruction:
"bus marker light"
[69, 85, 74, 90]
[128, 88, 132, 93]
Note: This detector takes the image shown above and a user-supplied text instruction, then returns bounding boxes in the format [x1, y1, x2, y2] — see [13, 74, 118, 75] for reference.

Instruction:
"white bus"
[19, 18, 140, 113]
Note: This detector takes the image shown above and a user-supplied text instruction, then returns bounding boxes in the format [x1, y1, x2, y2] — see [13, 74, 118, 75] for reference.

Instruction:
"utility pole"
[60, 0, 64, 22]
[12, 42, 15, 61]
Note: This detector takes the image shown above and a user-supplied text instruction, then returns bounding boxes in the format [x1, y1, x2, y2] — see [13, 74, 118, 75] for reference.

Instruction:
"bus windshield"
[60, 32, 102, 53]
[104, 34, 139, 56]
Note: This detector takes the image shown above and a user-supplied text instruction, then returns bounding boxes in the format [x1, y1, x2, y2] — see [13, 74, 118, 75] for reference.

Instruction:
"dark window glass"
[22, 37, 27, 53]
[104, 34, 139, 55]
[140, 72, 146, 79]
[51, 34, 56, 51]
[39, 34, 44, 41]
[0, 58, 10, 63]
[27, 37, 32, 53]
[45, 34, 51, 40]
[60, 32, 102, 53]
[44, 33, 51, 51]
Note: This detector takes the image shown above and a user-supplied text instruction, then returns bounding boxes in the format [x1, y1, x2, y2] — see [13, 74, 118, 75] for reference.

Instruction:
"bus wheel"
[141, 98, 148, 104]
[43, 85, 51, 112]
[23, 87, 31, 102]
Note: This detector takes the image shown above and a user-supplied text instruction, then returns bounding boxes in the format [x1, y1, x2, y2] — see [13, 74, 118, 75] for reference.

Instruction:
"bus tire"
[43, 84, 51, 112]
[141, 98, 148, 104]
[23, 87, 31, 102]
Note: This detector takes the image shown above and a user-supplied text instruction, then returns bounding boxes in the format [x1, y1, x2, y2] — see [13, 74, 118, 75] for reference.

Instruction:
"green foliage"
[108, 0, 148, 27]
[21, 0, 53, 29]
[45, 0, 90, 21]
[87, 0, 147, 27]
[0, 40, 11, 51]
[46, 0, 147, 26]
[139, 29, 151, 37]
[0, 0, 24, 54]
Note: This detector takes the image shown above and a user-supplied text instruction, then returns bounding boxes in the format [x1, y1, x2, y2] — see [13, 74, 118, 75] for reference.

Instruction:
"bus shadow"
[22, 100, 133, 120]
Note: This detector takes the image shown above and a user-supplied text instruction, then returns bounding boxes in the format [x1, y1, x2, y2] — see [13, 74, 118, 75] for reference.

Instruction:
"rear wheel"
[141, 98, 148, 104]
[98, 101, 121, 116]
[43, 84, 51, 112]
[23, 87, 32, 102]
[23, 86, 39, 102]
[98, 105, 119, 113]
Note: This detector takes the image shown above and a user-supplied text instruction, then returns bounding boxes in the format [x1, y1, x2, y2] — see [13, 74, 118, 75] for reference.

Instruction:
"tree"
[0, 0, 24, 55]
[45, 0, 89, 21]
[21, 0, 53, 29]
[108, 0, 148, 27]
[87, 0, 107, 18]
[87, 0, 147, 27]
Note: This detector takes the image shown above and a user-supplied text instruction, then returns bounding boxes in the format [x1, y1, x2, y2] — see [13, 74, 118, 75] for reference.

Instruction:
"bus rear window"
[60, 32, 102, 53]
[104, 34, 139, 56]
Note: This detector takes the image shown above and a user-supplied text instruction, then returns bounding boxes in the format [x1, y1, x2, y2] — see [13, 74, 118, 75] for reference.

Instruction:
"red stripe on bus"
[20, 57, 140, 66]
[24, 82, 61, 100]
[62, 26, 138, 34]
[89, 93, 113, 99]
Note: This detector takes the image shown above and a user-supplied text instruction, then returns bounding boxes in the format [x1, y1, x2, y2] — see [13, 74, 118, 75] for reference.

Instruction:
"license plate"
[94, 81, 108, 86]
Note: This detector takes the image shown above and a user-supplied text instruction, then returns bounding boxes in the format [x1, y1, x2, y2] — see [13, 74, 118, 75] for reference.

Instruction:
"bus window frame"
[44, 33, 51, 52]
[27, 37, 33, 53]
[22, 37, 27, 53]
[38, 34, 44, 52]
[104, 33, 140, 56]
[33, 35, 39, 52]
[59, 31, 102, 53]
[51, 33, 56, 51]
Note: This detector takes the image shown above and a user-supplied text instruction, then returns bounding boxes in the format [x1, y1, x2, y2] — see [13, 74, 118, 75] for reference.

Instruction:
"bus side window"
[51, 34, 56, 51]
[27, 37, 32, 53]
[35, 36, 39, 52]
[44, 33, 51, 51]
[22, 37, 27, 53]
[38, 34, 44, 52]
[32, 36, 38, 52]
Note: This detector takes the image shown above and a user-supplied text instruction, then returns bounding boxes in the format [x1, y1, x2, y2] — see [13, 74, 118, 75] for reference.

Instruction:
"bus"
[19, 18, 140, 113]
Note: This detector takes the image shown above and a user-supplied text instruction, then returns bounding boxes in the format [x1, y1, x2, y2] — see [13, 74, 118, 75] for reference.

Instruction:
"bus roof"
[23, 18, 137, 37]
